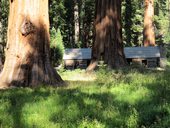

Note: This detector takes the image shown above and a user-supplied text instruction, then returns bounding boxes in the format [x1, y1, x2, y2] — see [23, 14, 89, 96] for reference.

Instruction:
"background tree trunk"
[143, 0, 155, 46]
[87, 0, 126, 71]
[0, 0, 63, 88]
[0, 20, 2, 57]
[74, 0, 80, 46]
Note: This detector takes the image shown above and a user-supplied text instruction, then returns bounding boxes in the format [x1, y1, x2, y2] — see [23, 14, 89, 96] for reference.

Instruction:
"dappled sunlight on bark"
[87, 0, 126, 71]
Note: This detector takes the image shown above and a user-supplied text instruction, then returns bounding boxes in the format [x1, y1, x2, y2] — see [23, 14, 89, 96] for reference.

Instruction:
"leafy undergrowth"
[0, 67, 170, 128]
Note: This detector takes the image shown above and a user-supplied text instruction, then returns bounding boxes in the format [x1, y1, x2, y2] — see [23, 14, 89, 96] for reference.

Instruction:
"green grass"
[1, 67, 170, 128]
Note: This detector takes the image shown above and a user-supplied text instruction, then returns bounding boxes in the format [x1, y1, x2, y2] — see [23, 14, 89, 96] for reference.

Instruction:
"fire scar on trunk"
[20, 18, 35, 37]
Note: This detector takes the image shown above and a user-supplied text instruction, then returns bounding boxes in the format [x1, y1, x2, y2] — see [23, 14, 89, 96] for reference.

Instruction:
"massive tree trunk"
[87, 0, 126, 71]
[0, 0, 63, 88]
[143, 0, 155, 46]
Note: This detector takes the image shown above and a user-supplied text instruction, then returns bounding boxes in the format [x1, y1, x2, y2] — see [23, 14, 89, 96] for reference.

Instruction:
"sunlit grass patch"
[59, 69, 96, 82]
[110, 83, 151, 105]
[78, 118, 106, 128]
[22, 95, 61, 128]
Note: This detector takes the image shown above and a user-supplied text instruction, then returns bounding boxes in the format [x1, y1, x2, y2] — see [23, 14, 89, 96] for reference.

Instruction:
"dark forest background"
[0, 0, 170, 64]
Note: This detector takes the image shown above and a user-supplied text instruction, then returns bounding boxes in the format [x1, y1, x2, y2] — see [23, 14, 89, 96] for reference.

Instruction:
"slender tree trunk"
[0, 20, 5, 66]
[0, 20, 3, 67]
[0, 19, 3, 43]
[74, 0, 80, 46]
[0, 5, 2, 44]
[80, 0, 85, 47]
[124, 0, 133, 45]
[143, 0, 155, 46]
[87, 0, 126, 71]
[0, 21, 2, 46]
[0, 0, 63, 88]
[168, 0, 170, 33]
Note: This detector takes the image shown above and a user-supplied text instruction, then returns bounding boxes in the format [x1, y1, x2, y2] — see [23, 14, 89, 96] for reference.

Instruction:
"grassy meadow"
[0, 65, 170, 128]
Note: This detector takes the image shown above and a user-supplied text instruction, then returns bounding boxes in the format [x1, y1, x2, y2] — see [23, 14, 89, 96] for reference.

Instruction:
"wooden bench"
[63, 46, 161, 68]
[63, 48, 91, 69]
[124, 46, 161, 67]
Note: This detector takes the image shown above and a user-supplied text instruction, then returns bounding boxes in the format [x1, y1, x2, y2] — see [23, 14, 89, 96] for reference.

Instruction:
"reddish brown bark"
[87, 0, 126, 71]
[0, 0, 63, 88]
[143, 0, 155, 46]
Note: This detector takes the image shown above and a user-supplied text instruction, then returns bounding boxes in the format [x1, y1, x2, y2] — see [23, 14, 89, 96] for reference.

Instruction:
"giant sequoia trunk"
[0, 0, 63, 88]
[143, 0, 155, 46]
[87, 0, 126, 70]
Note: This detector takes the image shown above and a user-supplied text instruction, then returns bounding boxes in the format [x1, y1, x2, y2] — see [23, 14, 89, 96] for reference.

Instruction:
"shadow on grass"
[50, 82, 170, 127]
[0, 68, 170, 127]
[50, 68, 170, 127]
[0, 87, 51, 128]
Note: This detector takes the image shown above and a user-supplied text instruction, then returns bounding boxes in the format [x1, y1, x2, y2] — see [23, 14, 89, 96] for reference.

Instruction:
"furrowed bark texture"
[87, 0, 126, 71]
[0, 0, 63, 88]
[143, 0, 155, 46]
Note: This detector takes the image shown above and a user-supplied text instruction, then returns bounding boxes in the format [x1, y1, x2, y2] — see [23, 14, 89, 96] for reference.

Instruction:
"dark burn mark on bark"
[20, 19, 35, 37]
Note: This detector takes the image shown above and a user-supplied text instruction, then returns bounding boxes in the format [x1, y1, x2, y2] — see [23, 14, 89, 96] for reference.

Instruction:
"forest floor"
[0, 63, 170, 127]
